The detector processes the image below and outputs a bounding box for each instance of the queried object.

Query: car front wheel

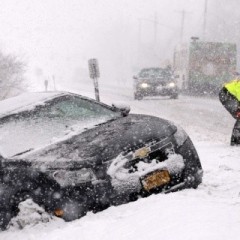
[170,93,178,99]
[134,92,143,100]
[0,208,12,231]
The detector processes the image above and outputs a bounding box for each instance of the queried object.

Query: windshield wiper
[12,148,34,157]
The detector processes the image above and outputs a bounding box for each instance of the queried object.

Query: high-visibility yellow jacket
[224,79,240,101]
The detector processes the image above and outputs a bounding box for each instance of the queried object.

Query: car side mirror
[133,75,138,80]
[112,102,130,117]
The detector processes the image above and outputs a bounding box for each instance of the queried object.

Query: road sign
[88,58,100,102]
[88,58,100,79]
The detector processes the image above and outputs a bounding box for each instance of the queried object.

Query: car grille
[123,138,174,173]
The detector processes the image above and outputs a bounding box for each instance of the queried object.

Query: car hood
[6,114,177,169]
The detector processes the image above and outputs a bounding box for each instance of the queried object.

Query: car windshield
[0,95,121,158]
[138,68,172,79]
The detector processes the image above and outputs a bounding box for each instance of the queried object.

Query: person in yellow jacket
[219,74,240,145]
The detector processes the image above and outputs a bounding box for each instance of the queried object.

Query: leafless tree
[0,51,26,100]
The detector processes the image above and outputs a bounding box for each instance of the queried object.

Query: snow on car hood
[8,114,177,169]
[0,116,115,159]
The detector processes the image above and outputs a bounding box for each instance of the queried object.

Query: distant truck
[173,40,237,94]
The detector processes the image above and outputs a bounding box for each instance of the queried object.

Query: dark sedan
[133,67,179,100]
[0,92,202,230]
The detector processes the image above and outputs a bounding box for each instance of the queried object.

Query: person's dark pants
[231,120,240,145]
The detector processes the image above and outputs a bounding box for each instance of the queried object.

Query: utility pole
[138,13,158,46]
[203,0,208,40]
[154,12,158,44]
[176,10,191,43]
[137,15,175,67]
[138,19,142,48]
[137,18,142,67]
[180,10,185,43]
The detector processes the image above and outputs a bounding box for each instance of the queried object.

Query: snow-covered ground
[2,83,240,240]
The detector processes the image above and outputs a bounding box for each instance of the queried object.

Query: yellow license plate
[142,170,170,191]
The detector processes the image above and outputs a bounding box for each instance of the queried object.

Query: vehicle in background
[0,92,202,230]
[133,67,179,100]
[173,38,237,95]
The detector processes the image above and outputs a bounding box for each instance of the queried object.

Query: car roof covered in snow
[0,91,70,118]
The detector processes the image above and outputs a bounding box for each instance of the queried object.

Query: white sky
[0,0,207,89]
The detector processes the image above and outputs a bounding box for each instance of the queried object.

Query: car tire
[3,189,44,231]
[0,189,28,231]
[170,93,178,99]
[134,92,143,100]
[0,208,12,231]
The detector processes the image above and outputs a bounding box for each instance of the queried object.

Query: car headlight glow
[168,82,176,88]
[52,168,96,187]
[140,83,149,88]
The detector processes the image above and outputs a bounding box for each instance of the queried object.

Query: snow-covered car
[0,92,203,230]
[133,67,179,100]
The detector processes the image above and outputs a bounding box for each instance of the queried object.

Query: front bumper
[108,135,203,196]
[136,85,178,97]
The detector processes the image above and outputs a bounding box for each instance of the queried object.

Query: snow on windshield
[0,92,64,118]
[0,96,120,158]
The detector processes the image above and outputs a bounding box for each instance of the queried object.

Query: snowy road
[2,85,240,240]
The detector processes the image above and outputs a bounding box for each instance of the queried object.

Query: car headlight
[52,168,96,187]
[173,125,188,146]
[168,82,176,88]
[140,83,149,88]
